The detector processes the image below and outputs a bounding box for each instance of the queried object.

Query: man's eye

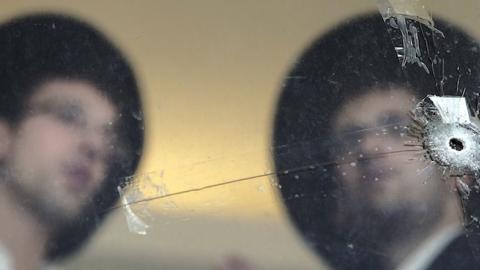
[54,107,82,125]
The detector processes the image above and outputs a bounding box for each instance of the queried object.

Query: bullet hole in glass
[449,138,464,151]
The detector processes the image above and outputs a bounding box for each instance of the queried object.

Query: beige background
[0,0,478,269]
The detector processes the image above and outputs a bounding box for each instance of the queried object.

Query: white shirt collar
[396,225,463,270]
[0,241,14,270]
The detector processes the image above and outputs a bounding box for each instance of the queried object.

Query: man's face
[333,89,449,215]
[1,79,117,225]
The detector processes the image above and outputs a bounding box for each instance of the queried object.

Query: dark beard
[334,199,445,270]
[1,168,84,232]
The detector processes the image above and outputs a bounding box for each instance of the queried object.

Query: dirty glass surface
[1,1,480,270]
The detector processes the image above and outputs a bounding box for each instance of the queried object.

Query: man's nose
[79,129,106,162]
[357,134,390,157]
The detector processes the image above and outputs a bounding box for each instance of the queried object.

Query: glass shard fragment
[117,186,150,235]
[376,0,444,73]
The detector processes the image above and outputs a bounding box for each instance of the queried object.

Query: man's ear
[0,119,11,160]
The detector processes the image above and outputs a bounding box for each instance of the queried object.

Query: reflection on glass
[0,14,144,270]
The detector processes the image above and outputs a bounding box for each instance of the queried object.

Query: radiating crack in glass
[111,122,439,234]
[408,95,480,197]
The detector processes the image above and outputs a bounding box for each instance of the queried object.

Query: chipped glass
[376,0,445,73]
[117,185,151,235]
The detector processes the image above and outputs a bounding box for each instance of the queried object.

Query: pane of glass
[0,1,479,270]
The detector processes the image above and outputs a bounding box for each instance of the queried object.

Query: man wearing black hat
[0,14,144,270]
[274,13,480,270]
